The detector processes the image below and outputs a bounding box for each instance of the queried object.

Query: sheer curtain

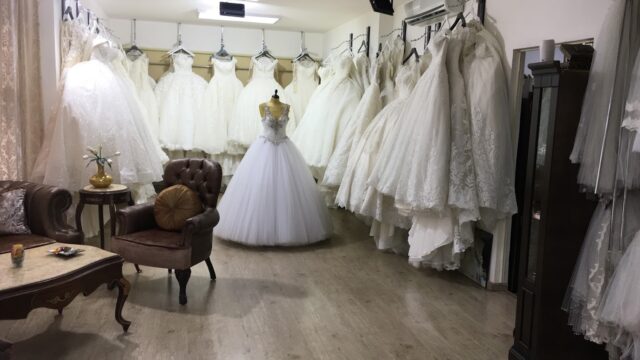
[0,0,43,181]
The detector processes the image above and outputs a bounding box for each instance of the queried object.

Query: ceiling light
[198,10,279,24]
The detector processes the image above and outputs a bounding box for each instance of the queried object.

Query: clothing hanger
[449,12,467,31]
[402,48,419,65]
[255,29,276,60]
[212,26,233,62]
[357,39,368,54]
[294,31,315,63]
[125,19,144,59]
[167,23,195,57]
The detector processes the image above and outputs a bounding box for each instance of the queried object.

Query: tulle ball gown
[214,105,332,246]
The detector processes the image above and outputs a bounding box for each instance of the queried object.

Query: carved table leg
[112,277,131,332]
[109,196,116,243]
[98,204,105,250]
[75,200,85,239]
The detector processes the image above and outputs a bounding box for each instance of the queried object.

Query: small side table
[76,184,134,249]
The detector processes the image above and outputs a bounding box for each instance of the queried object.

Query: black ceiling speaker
[220,2,245,17]
[370,0,394,15]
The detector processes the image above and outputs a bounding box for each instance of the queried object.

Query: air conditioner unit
[404,0,466,26]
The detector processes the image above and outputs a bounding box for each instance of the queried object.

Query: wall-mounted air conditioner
[404,0,466,26]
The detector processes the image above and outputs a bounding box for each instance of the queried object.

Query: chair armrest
[184,208,219,237]
[117,203,157,235]
[25,183,82,244]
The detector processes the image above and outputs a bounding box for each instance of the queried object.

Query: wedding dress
[599,228,640,359]
[125,54,159,138]
[228,57,289,152]
[462,21,517,226]
[563,192,640,346]
[407,29,479,270]
[352,52,371,92]
[194,58,244,178]
[32,37,164,193]
[338,60,421,214]
[155,53,207,151]
[284,60,318,120]
[622,46,640,152]
[214,106,332,246]
[322,56,383,188]
[570,0,640,194]
[367,31,451,214]
[292,55,362,179]
[341,61,422,252]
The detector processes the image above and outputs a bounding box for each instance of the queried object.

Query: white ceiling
[95,0,373,32]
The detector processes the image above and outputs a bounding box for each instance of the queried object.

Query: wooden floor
[1,209,515,360]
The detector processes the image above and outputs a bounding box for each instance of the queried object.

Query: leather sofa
[111,159,223,305]
[0,181,82,254]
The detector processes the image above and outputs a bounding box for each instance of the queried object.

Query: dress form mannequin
[259,90,287,120]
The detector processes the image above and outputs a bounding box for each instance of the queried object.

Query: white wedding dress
[125,54,159,138]
[352,52,371,93]
[32,37,164,193]
[155,53,207,151]
[195,58,244,178]
[284,60,318,121]
[214,105,332,246]
[228,57,289,152]
[571,0,640,194]
[367,31,451,214]
[462,21,517,226]
[322,57,383,188]
[292,55,362,179]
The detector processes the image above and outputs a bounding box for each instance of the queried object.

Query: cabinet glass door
[527,87,552,281]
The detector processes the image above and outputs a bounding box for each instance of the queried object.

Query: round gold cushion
[154,185,203,231]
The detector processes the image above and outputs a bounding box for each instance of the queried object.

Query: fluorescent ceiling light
[198,10,279,24]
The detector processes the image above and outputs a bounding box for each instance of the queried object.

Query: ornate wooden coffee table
[0,244,131,353]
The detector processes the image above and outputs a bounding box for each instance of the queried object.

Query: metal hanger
[294,31,315,63]
[168,23,195,57]
[255,29,276,60]
[449,12,467,31]
[125,19,144,59]
[212,26,233,61]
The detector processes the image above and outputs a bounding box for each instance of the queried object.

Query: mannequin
[259,90,287,120]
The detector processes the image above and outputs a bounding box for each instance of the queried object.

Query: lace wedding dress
[214,106,332,246]
[155,53,207,151]
[195,58,244,179]
[284,60,318,121]
[367,31,451,214]
[32,37,164,193]
[292,55,362,179]
[228,57,290,152]
[125,54,159,138]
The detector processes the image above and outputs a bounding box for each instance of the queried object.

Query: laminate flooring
[0,209,515,360]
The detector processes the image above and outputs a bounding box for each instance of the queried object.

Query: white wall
[107,19,324,59]
[323,12,381,59]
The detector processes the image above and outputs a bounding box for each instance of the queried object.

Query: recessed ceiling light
[198,10,279,24]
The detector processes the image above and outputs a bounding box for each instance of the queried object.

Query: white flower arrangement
[84,145,120,169]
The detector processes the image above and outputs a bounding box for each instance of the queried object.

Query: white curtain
[0,0,44,180]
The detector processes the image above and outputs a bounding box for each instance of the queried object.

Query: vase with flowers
[84,146,120,189]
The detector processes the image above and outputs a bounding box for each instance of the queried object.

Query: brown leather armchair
[0,181,82,254]
[111,159,222,305]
